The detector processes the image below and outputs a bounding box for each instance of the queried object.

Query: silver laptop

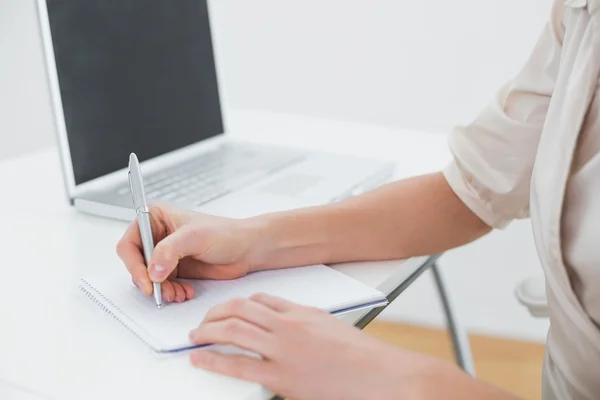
[36,0,395,221]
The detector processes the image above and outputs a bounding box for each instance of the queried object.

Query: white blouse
[443,0,600,398]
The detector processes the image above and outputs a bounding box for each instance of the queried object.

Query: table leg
[353,254,440,330]
[431,261,476,377]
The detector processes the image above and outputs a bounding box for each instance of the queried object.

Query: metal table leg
[431,260,476,377]
[353,254,441,329]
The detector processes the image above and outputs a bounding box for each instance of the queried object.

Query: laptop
[35,0,395,221]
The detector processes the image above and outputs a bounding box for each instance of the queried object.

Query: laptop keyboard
[116,144,305,207]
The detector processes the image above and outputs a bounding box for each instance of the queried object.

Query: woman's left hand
[188,293,435,400]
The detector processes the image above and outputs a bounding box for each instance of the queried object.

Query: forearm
[406,359,519,400]
[250,172,491,270]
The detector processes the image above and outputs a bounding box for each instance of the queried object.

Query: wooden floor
[364,322,546,400]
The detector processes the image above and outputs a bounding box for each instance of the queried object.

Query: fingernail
[150,265,166,281]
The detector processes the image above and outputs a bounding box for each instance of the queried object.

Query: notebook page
[80,264,385,352]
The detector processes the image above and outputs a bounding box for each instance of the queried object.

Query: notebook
[78,264,388,353]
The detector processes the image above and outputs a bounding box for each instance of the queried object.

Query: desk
[0,110,466,400]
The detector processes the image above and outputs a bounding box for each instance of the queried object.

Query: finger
[178,258,248,280]
[190,350,274,386]
[160,280,176,303]
[180,281,195,300]
[188,318,275,358]
[202,298,279,331]
[148,226,203,283]
[116,221,152,296]
[171,281,187,303]
[250,293,297,313]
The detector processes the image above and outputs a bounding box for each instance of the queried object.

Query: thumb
[148,226,203,282]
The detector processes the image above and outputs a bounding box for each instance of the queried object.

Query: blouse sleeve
[443,0,564,229]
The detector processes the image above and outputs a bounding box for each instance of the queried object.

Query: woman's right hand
[116,203,266,304]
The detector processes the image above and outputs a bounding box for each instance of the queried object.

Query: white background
[0,0,553,341]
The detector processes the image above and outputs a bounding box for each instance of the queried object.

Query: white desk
[0,110,452,400]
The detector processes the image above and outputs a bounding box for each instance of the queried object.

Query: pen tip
[157,304,162,309]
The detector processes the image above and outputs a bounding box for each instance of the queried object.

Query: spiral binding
[78,278,158,352]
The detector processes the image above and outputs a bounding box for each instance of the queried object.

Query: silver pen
[128,153,163,308]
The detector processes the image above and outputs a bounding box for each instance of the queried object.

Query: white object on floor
[515,276,549,318]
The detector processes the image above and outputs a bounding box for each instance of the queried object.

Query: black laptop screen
[45,0,224,185]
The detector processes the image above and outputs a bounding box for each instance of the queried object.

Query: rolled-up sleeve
[443,0,564,229]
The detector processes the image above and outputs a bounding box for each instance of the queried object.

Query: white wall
[2,0,552,160]
[0,0,57,160]
[1,0,553,341]
[208,0,552,130]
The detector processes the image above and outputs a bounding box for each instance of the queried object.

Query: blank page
[79,264,385,352]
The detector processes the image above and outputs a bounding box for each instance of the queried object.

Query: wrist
[407,359,463,399]
[377,347,444,399]
[398,354,515,400]
[241,204,344,272]
[239,214,277,272]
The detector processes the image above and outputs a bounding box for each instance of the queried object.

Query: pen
[128,153,163,308]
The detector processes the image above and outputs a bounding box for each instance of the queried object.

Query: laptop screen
[45,0,224,185]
